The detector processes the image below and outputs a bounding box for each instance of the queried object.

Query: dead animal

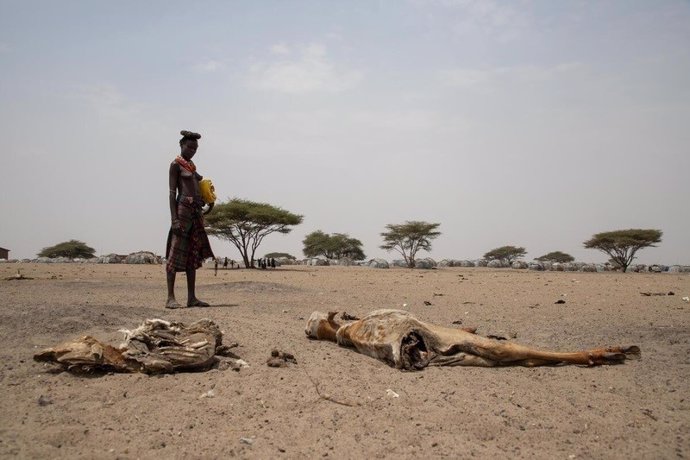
[34,318,242,374]
[305,309,640,370]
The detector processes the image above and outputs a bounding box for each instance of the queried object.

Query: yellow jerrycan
[199,179,216,205]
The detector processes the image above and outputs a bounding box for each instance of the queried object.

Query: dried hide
[306,309,640,370]
[34,318,239,374]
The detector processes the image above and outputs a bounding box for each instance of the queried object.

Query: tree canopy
[535,251,574,263]
[38,240,96,259]
[380,221,441,268]
[584,229,662,273]
[264,252,296,260]
[483,245,527,264]
[205,199,303,268]
[302,231,366,260]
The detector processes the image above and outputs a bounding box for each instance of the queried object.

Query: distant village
[1,247,688,274]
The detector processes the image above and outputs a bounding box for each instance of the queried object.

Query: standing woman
[165,130,215,309]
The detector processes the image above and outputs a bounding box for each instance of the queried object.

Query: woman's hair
[179,130,201,146]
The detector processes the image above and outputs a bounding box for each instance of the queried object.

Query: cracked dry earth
[0,263,689,459]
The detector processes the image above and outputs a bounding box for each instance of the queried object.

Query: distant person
[214,258,218,276]
[223,257,228,269]
[270,258,276,269]
[165,130,214,309]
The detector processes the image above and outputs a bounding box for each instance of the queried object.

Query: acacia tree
[38,240,96,259]
[264,252,296,260]
[303,231,366,260]
[380,221,441,268]
[302,231,330,258]
[584,229,662,273]
[536,251,574,263]
[484,245,527,265]
[205,199,303,268]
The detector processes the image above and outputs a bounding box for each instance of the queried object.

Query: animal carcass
[305,309,640,370]
[34,318,241,374]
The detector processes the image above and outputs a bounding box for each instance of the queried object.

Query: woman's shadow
[198,303,240,308]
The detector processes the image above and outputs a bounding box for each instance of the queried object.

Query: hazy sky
[1,0,689,264]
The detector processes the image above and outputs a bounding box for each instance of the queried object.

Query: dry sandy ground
[0,263,688,459]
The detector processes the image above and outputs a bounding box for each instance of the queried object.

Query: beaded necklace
[176,156,196,173]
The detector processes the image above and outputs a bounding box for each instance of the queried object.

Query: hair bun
[180,130,201,140]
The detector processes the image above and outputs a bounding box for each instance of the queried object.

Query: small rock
[555,299,566,304]
[240,437,254,445]
[37,395,53,406]
[423,301,432,306]
[386,389,399,398]
[267,350,297,367]
[199,389,215,399]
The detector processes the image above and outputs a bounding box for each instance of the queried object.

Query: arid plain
[0,263,688,459]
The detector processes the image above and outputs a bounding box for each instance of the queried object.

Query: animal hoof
[621,345,641,359]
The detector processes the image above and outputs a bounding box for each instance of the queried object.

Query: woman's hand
[171,218,184,236]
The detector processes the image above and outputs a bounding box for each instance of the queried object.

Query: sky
[1,0,689,264]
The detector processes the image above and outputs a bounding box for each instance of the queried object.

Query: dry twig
[302,367,357,407]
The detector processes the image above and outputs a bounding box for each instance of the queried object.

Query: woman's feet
[165,298,184,309]
[187,298,210,307]
[166,298,210,308]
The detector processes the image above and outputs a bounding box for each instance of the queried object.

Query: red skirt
[166,201,214,273]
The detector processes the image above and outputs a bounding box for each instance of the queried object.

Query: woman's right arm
[169,163,181,232]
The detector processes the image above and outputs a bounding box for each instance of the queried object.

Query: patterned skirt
[166,201,214,273]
